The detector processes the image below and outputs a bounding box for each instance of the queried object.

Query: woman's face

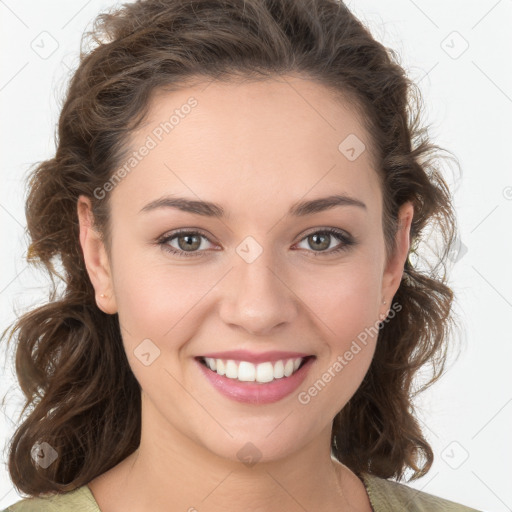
[79,75,412,463]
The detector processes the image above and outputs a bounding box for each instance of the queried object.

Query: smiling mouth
[196,355,314,384]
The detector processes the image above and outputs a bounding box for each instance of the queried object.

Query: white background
[1,1,511,511]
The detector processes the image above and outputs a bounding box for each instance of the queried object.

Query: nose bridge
[219,236,298,335]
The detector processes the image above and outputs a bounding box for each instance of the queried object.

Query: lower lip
[196,357,315,404]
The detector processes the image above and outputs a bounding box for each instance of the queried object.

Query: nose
[218,248,299,336]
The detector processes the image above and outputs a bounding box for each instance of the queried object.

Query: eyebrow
[139,194,367,217]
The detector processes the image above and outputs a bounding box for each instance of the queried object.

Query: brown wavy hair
[1,0,461,496]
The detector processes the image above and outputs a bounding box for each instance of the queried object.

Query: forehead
[110,75,381,219]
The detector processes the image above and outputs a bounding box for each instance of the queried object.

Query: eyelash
[156,228,356,258]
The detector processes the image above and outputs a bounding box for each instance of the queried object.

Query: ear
[77,195,118,314]
[380,201,414,317]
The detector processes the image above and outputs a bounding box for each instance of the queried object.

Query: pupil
[311,233,328,250]
[180,234,200,251]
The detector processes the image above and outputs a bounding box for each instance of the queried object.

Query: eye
[158,230,216,258]
[294,228,355,256]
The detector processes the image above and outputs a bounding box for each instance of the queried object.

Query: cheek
[294,259,382,410]
[113,262,202,332]
[110,260,209,394]
[301,258,383,338]
[110,248,223,359]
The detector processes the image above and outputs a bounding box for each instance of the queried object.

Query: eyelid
[297,226,352,242]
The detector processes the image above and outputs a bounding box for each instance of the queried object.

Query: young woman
[1,0,481,510]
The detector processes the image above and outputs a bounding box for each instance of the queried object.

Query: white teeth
[216,359,225,376]
[238,361,256,381]
[256,362,274,383]
[225,360,238,378]
[273,360,284,379]
[202,357,306,383]
[284,359,294,377]
[204,357,217,371]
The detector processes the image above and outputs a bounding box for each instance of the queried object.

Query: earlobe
[380,201,414,312]
[77,195,118,314]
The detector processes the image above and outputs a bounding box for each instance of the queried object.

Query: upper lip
[198,350,313,364]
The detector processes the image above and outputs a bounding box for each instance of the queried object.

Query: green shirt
[2,473,482,511]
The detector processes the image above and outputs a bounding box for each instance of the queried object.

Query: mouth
[194,355,316,404]
[196,355,313,383]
